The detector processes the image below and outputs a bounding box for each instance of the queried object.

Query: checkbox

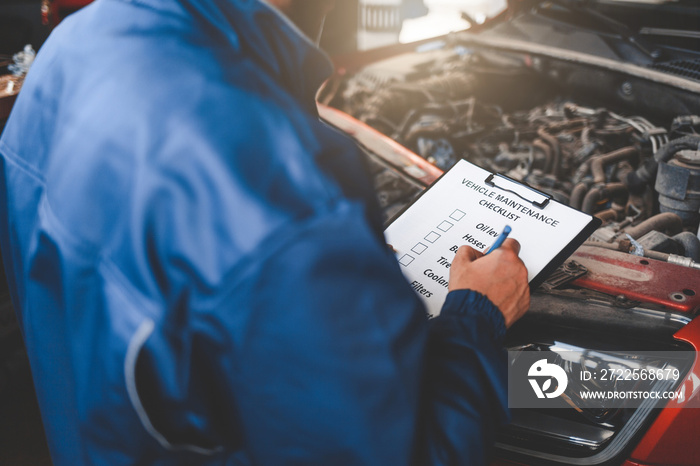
[437,221,453,232]
[424,231,441,243]
[450,209,466,221]
[399,254,415,267]
[411,242,428,254]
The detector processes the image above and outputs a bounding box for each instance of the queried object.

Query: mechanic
[0,0,529,464]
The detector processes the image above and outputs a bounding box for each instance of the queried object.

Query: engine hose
[594,209,619,222]
[614,160,634,183]
[623,212,683,239]
[570,180,592,210]
[583,240,624,251]
[673,232,700,262]
[581,182,628,214]
[537,127,561,178]
[655,135,700,163]
[533,139,552,173]
[595,202,626,222]
[542,117,589,132]
[581,126,592,146]
[626,135,700,194]
[572,159,592,184]
[590,146,637,184]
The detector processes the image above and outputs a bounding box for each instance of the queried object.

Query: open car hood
[475,0,700,82]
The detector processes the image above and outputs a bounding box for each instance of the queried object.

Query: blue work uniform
[0,0,509,464]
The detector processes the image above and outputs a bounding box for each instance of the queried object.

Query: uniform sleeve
[416,290,510,465]
[134,201,509,465]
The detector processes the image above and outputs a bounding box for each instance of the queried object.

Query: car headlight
[496,292,695,465]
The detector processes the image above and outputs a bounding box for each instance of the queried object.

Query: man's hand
[448,239,530,328]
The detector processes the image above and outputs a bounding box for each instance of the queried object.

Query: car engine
[327,43,700,269]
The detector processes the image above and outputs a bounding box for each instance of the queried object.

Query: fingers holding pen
[453,245,482,265]
[448,237,530,328]
[500,238,521,256]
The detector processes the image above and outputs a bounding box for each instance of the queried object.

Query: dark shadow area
[0,1,51,54]
[0,5,52,460]
[0,265,52,465]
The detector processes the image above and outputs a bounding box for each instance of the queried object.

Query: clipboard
[485,173,550,209]
[384,160,601,316]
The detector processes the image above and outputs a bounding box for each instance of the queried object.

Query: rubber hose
[537,127,561,178]
[570,181,591,210]
[673,232,700,262]
[590,146,637,184]
[533,139,552,173]
[654,135,700,163]
[595,209,619,222]
[615,161,634,184]
[581,182,628,214]
[624,212,683,239]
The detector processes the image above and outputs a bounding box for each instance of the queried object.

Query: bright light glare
[400,13,470,43]
[399,0,506,43]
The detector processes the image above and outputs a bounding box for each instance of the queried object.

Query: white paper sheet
[385,160,595,316]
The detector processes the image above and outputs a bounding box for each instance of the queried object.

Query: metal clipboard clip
[485,173,551,209]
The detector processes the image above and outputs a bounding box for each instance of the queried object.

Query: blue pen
[485,225,512,255]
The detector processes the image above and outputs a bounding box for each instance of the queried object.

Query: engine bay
[321,36,700,465]
[325,39,700,278]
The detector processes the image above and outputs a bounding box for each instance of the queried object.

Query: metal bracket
[540,260,589,291]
